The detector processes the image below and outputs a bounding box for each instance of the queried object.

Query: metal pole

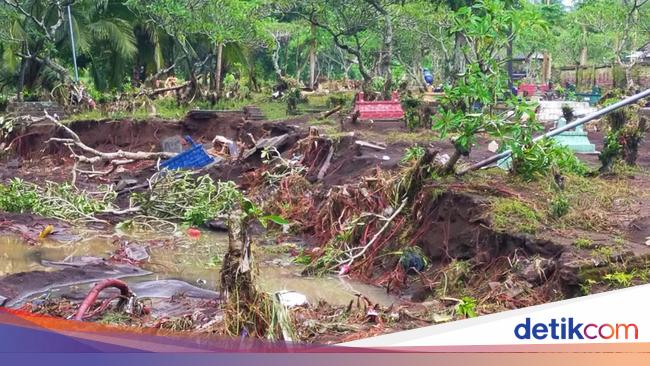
[67,5,79,83]
[458,88,650,175]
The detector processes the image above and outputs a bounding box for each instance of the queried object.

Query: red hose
[74,279,133,321]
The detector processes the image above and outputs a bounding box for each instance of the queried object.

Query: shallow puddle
[0,229,398,307]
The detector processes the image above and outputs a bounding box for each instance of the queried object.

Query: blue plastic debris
[160,136,214,170]
[423,68,434,85]
[399,247,427,274]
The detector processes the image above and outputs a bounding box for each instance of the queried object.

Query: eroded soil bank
[2,110,650,343]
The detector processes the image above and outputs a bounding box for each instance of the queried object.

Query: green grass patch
[573,238,594,249]
[472,170,639,233]
[64,91,339,123]
[490,198,541,234]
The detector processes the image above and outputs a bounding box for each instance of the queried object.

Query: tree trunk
[309,23,317,90]
[507,34,514,91]
[381,8,394,99]
[542,0,552,85]
[215,42,223,98]
[441,148,462,175]
[624,64,635,90]
[17,57,27,101]
[579,26,588,66]
[220,209,254,301]
[452,32,467,81]
[541,52,551,85]
[271,35,290,88]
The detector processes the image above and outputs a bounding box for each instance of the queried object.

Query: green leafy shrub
[0,178,112,220]
[132,173,242,226]
[510,138,589,181]
[401,93,422,130]
[284,88,305,114]
[401,145,426,163]
[550,195,569,218]
[599,106,646,172]
[573,238,593,249]
[455,296,478,318]
[327,94,348,108]
[602,271,635,288]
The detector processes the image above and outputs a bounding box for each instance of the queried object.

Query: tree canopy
[0,0,648,99]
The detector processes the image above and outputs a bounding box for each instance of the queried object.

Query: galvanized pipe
[67,5,79,82]
[458,88,650,175]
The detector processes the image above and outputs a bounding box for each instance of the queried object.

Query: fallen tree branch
[143,81,191,98]
[43,111,174,167]
[341,198,408,266]
[319,105,343,120]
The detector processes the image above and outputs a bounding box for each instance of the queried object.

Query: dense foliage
[0,0,647,101]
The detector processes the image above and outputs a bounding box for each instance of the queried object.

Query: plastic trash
[160,136,214,170]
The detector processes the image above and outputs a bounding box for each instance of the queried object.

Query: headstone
[552,117,597,154]
[161,135,183,154]
[537,101,596,123]
[243,105,265,121]
[352,91,405,121]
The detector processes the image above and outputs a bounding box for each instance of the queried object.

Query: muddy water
[0,230,397,307]
[0,236,115,276]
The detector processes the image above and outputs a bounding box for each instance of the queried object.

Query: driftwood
[220,209,254,300]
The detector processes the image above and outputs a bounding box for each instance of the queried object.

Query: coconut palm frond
[88,18,137,60]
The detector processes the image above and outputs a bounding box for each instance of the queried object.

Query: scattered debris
[124,244,149,262]
[74,278,136,321]
[161,136,184,154]
[275,291,308,308]
[242,134,290,160]
[355,140,386,151]
[44,112,174,177]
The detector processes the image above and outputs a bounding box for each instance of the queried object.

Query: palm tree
[0,0,142,97]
